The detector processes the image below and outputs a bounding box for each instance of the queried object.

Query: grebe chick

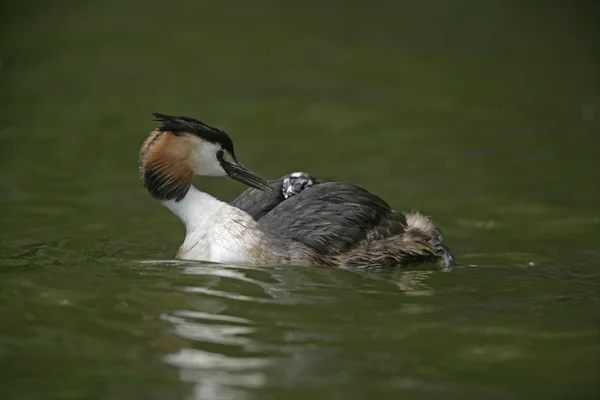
[282,172,314,199]
[229,172,320,221]
[139,113,455,268]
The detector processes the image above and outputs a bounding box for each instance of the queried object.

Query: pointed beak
[220,161,273,192]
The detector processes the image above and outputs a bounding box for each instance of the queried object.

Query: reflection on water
[166,348,270,400]
[1,251,598,399]
[161,264,289,400]
[160,263,445,399]
[161,312,254,346]
[149,261,600,399]
[395,271,435,297]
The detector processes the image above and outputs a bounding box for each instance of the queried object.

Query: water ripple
[165,348,270,400]
[182,286,282,304]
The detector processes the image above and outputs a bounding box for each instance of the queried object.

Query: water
[1,1,599,399]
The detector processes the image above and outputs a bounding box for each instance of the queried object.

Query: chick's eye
[216,150,224,160]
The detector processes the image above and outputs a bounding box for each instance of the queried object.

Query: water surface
[1,1,599,399]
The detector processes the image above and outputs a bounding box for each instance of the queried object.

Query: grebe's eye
[216,150,224,160]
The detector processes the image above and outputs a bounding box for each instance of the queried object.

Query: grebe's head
[139,113,271,201]
[282,172,314,199]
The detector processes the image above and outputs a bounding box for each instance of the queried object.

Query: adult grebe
[139,113,455,267]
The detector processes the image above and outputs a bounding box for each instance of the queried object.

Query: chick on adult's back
[138,112,454,268]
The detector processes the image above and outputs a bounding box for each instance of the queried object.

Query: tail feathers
[405,211,438,237]
[332,211,455,268]
[404,211,455,267]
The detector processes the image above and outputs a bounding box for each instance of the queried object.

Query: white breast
[177,207,262,263]
[163,186,264,264]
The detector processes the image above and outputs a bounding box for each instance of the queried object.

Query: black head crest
[152,112,236,157]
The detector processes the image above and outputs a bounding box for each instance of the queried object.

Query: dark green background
[1,1,599,399]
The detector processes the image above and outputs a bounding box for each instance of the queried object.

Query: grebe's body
[139,113,454,268]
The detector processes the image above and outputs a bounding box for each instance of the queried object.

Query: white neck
[163,186,223,231]
[162,185,264,264]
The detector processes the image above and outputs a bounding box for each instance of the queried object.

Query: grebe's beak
[221,161,273,192]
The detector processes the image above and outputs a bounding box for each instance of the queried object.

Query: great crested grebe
[139,113,455,267]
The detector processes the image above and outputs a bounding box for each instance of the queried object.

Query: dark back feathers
[230,175,329,221]
[230,179,286,220]
[258,182,406,257]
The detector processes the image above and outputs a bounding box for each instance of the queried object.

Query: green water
[1,1,599,399]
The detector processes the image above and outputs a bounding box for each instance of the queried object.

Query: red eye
[216,150,224,160]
